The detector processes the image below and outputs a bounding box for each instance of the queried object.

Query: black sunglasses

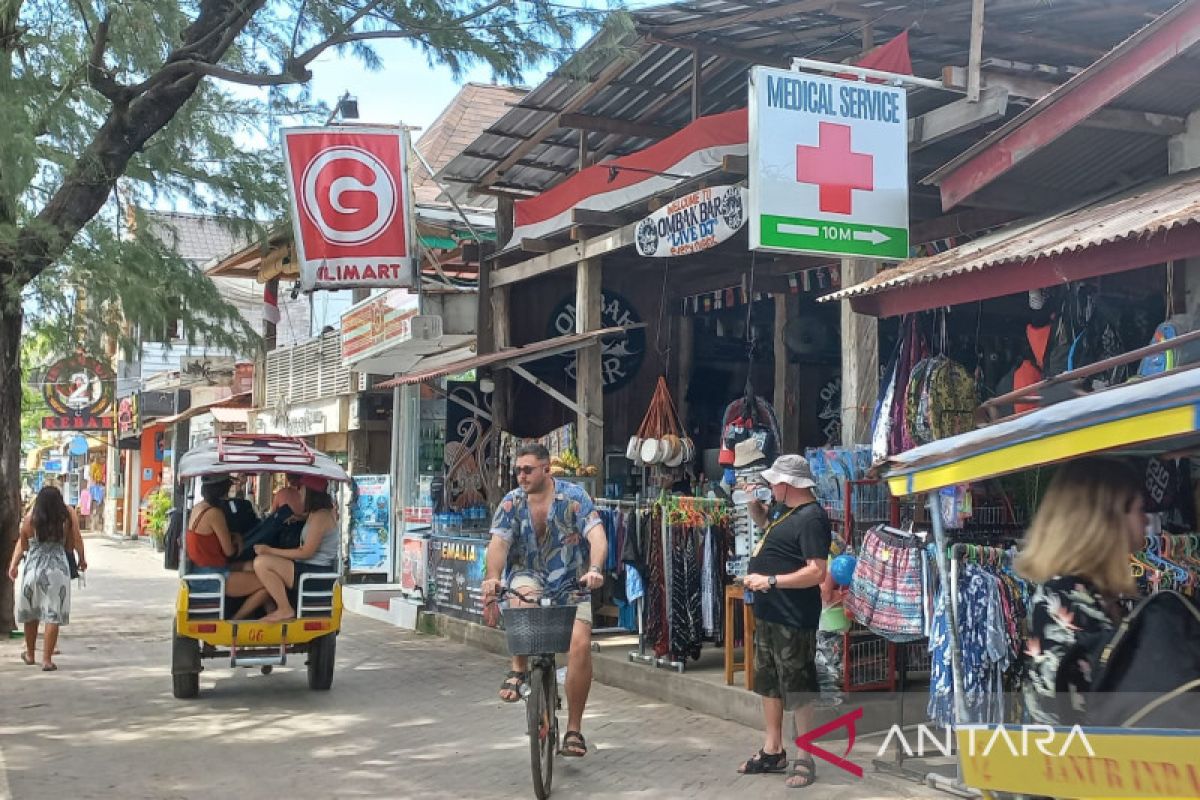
[514,465,547,476]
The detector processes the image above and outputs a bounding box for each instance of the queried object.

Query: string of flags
[680,265,842,315]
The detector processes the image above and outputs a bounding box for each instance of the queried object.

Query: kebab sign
[749,67,909,260]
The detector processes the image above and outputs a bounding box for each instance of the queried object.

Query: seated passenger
[186,474,270,620]
[253,476,339,623]
[271,474,306,522]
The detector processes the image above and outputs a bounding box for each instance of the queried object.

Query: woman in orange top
[186,474,270,620]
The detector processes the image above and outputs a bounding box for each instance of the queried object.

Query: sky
[305,39,555,133]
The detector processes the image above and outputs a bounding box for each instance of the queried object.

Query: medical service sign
[281,126,416,291]
[749,67,909,260]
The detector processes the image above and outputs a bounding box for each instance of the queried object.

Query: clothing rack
[594,496,656,665]
[651,494,731,673]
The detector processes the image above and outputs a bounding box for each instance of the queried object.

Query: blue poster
[349,475,392,574]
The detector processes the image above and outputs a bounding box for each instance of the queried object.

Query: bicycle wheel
[527,663,556,799]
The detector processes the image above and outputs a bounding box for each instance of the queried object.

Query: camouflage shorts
[753,619,819,710]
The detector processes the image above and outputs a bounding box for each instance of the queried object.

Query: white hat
[760,455,816,490]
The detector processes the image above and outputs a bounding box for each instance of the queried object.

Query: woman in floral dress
[1015,458,1145,724]
[8,486,85,671]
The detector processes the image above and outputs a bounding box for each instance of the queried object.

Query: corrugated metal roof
[820,168,1200,303]
[441,0,1182,198]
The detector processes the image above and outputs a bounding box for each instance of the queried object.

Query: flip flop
[21,652,35,666]
[42,663,58,672]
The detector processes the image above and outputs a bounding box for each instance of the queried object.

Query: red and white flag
[263,279,281,325]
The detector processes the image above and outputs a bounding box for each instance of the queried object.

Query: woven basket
[503,605,577,656]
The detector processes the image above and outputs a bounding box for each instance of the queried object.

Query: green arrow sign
[759,215,909,259]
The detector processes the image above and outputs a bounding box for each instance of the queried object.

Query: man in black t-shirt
[735,455,832,789]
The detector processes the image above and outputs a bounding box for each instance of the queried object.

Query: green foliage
[3,0,628,351]
[19,327,54,449]
[144,486,173,543]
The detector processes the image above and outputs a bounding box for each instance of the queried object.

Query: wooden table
[723,584,756,691]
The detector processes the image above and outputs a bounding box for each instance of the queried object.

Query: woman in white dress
[7,486,86,671]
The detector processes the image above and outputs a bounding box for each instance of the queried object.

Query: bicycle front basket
[503,605,577,656]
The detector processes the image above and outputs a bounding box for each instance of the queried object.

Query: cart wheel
[307,633,336,691]
[260,665,273,675]
[172,627,201,699]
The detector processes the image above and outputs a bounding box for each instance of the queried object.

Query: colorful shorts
[845,526,925,641]
[753,619,819,710]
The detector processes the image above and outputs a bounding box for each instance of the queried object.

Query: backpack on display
[1139,314,1200,377]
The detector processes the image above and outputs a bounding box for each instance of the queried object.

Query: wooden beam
[840,258,878,446]
[967,0,986,103]
[936,0,1200,209]
[691,49,702,121]
[572,208,636,228]
[576,257,604,473]
[942,66,1185,134]
[722,155,748,175]
[651,0,836,38]
[491,285,513,431]
[478,46,645,188]
[492,223,638,288]
[441,178,540,199]
[559,112,678,140]
[519,237,570,253]
[909,208,1022,244]
[909,87,1009,150]
[644,35,789,68]
[510,364,603,427]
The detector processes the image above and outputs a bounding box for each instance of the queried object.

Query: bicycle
[492,585,579,800]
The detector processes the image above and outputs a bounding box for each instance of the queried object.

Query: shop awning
[819,169,1200,318]
[375,325,646,388]
[209,406,250,425]
[882,368,1200,497]
[157,392,252,426]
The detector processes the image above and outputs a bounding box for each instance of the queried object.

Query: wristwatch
[588,565,603,575]
[767,575,778,589]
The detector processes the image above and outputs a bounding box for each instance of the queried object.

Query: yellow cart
[881,368,1200,799]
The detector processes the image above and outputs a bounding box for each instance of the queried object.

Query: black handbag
[65,546,80,580]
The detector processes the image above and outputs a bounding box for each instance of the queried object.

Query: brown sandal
[21,652,35,666]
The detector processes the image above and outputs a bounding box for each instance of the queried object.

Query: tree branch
[85,14,133,104]
[292,28,418,66]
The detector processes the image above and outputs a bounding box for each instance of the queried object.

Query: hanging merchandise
[626,376,693,468]
[871,337,902,464]
[1139,313,1200,377]
[719,391,782,469]
[844,525,927,643]
[890,317,927,456]
[904,355,977,446]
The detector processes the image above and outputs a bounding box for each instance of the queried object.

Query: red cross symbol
[795,122,874,215]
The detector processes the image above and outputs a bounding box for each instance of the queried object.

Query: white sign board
[749,67,909,260]
[635,185,746,258]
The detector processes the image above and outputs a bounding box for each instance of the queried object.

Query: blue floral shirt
[490,480,603,601]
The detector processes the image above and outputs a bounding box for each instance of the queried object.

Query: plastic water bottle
[557,666,568,685]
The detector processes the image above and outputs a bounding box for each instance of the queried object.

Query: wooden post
[492,285,513,432]
[691,50,703,121]
[840,259,879,446]
[967,0,986,103]
[578,129,590,171]
[773,293,802,452]
[675,312,693,434]
[576,257,604,475]
[862,24,875,53]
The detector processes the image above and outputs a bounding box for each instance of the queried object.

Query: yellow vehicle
[882,367,1200,799]
[172,434,350,699]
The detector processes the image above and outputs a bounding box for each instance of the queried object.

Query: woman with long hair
[1016,458,1146,724]
[252,476,339,622]
[8,486,86,671]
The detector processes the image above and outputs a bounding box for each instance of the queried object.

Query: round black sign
[543,290,645,393]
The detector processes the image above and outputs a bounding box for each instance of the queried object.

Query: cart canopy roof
[882,369,1200,496]
[178,435,351,483]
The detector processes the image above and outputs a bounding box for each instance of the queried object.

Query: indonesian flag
[263,279,281,325]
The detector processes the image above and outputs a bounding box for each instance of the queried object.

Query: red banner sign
[281,127,416,291]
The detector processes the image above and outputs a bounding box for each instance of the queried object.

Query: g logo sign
[301,146,397,246]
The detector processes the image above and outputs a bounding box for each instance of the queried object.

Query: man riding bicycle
[482,444,607,759]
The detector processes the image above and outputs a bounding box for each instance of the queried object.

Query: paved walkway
[2,537,951,799]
